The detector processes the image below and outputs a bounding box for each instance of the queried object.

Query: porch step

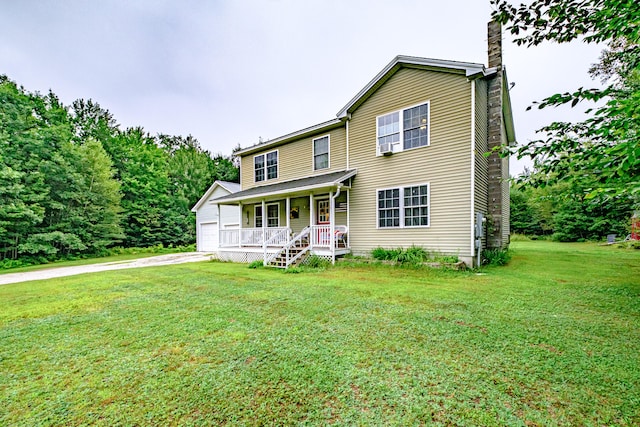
[268,246,309,268]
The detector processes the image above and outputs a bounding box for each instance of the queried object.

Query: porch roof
[213,169,357,204]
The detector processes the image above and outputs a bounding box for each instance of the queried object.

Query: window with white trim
[313,135,329,170]
[377,188,400,228]
[377,102,429,154]
[254,203,280,227]
[377,184,429,228]
[267,204,279,227]
[254,156,265,182]
[266,151,278,179]
[403,185,429,226]
[254,150,278,182]
[255,205,263,228]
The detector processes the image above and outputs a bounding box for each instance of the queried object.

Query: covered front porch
[212,170,356,268]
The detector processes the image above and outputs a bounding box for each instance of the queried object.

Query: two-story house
[199,21,515,268]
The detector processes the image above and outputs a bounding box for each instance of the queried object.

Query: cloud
[2,0,606,175]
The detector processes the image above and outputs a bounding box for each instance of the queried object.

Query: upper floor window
[377,102,429,155]
[313,135,330,170]
[254,155,265,182]
[254,150,278,182]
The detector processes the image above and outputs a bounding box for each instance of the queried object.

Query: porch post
[238,202,243,248]
[330,190,335,265]
[216,203,221,251]
[309,193,314,250]
[286,197,290,231]
[262,199,267,266]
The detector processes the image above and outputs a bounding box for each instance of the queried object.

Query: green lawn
[1,241,638,426]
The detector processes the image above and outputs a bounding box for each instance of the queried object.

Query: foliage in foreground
[371,246,459,265]
[491,0,640,197]
[481,247,512,266]
[0,241,638,426]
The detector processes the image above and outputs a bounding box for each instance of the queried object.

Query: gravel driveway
[0,252,215,286]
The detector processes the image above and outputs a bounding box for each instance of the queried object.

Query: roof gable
[235,55,496,157]
[336,55,490,118]
[191,180,241,212]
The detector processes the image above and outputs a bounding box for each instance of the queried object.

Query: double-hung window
[255,203,280,228]
[313,136,329,170]
[377,184,429,228]
[378,188,400,228]
[377,102,429,154]
[403,185,429,226]
[255,205,263,228]
[254,150,278,182]
[266,151,278,179]
[266,204,279,227]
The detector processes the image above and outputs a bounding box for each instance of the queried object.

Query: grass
[1,241,638,426]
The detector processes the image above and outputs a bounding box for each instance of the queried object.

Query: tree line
[0,76,238,264]
[510,176,634,241]
[492,0,639,241]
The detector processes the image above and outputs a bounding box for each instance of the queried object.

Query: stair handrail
[264,227,291,246]
[286,245,311,267]
[265,226,311,266]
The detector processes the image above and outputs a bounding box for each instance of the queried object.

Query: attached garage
[191,181,241,253]
[199,222,219,251]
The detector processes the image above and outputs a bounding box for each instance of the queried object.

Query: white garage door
[200,222,218,252]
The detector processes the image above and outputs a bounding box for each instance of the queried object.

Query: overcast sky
[2,0,604,175]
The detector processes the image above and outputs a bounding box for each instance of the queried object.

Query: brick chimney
[486,20,507,249]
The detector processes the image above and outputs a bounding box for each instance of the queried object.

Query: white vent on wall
[379,142,393,155]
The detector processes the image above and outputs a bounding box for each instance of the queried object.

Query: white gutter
[236,118,344,156]
[346,118,350,170]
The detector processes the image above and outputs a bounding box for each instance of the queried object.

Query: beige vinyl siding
[239,127,347,190]
[348,68,474,257]
[474,78,489,249]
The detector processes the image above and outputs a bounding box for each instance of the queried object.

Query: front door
[317,199,330,224]
[316,199,330,246]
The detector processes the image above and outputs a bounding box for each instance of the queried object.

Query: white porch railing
[310,225,348,248]
[219,226,347,249]
[219,227,290,248]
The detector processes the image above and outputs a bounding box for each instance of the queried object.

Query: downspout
[331,184,342,265]
[470,78,477,266]
[346,117,350,170]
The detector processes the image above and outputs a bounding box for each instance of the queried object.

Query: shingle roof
[217,181,241,193]
[214,170,357,204]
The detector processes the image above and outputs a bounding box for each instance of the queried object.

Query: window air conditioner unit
[379,142,393,155]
